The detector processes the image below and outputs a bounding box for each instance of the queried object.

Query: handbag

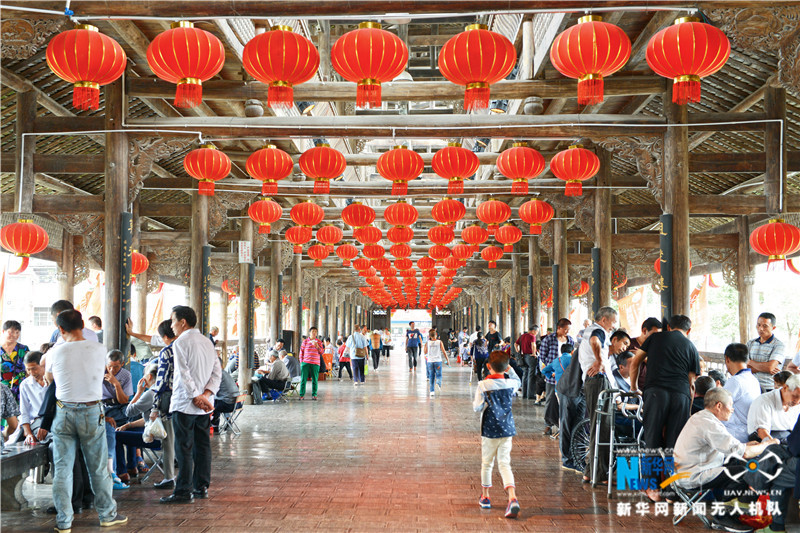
[556,348,583,398]
[355,347,367,358]
[143,416,167,443]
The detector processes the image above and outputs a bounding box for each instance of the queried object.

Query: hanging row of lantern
[45,17,730,113]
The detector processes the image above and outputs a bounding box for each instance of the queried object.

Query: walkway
[7,349,705,532]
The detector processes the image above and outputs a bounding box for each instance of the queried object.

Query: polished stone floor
[3,349,796,532]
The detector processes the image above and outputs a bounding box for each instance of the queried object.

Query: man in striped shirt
[299,327,324,401]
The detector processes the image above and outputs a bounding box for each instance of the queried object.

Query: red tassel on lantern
[314,180,330,194]
[565,180,582,197]
[268,83,294,108]
[503,244,513,253]
[293,245,302,254]
[673,75,701,106]
[175,80,203,108]
[259,223,271,234]
[448,180,464,195]
[262,181,277,195]
[511,180,528,196]
[464,82,490,111]
[73,83,100,111]
[577,76,604,106]
[198,181,215,196]
[392,181,407,196]
[531,225,542,235]
[357,81,381,109]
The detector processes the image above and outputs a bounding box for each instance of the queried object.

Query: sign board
[238,241,252,264]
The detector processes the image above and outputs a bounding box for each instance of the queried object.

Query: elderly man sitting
[253,351,290,402]
[746,373,800,443]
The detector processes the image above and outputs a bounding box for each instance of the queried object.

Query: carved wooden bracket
[596,135,664,208]
[1,16,66,60]
[705,6,800,97]
[128,137,193,202]
[52,214,104,280]
[573,193,596,242]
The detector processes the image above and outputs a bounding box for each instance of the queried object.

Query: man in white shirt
[161,305,221,504]
[45,309,127,531]
[18,351,49,444]
[721,343,761,442]
[746,373,800,442]
[49,300,99,346]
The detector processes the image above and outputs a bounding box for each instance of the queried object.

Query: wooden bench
[1,443,49,511]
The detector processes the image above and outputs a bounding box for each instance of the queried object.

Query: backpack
[556,347,583,398]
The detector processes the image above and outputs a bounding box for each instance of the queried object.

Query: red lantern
[146,21,225,108]
[248,198,282,234]
[377,146,424,196]
[285,225,312,254]
[131,251,149,282]
[496,224,523,253]
[550,16,631,105]
[307,244,330,266]
[452,242,473,261]
[541,288,553,309]
[432,143,479,195]
[550,145,600,197]
[290,200,324,227]
[518,199,555,235]
[476,199,511,236]
[342,202,376,229]
[443,257,463,270]
[481,245,503,269]
[654,258,692,275]
[373,258,391,271]
[387,226,414,244]
[461,224,489,253]
[438,24,517,111]
[363,244,385,260]
[395,258,413,270]
[417,257,435,271]
[184,145,231,196]
[571,280,590,297]
[359,266,378,278]
[612,270,628,290]
[336,243,359,267]
[331,22,408,108]
[353,257,372,271]
[432,198,466,225]
[255,287,269,301]
[46,24,127,110]
[317,225,343,253]
[246,144,293,196]
[299,144,346,195]
[384,200,418,228]
[646,17,730,105]
[429,245,451,262]
[428,225,454,246]
[222,279,239,296]
[390,243,412,258]
[749,219,800,270]
[242,25,320,108]
[0,219,49,275]
[496,142,546,196]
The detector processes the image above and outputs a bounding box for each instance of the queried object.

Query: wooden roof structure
[2,1,800,354]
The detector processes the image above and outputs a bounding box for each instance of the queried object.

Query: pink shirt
[299,337,324,365]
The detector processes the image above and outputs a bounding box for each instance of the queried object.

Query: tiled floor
[3,351,795,532]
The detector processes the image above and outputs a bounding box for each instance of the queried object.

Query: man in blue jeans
[405,321,422,373]
[45,309,127,531]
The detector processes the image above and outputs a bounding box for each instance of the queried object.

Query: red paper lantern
[336,243,359,267]
[285,225,312,254]
[654,257,692,275]
[248,197,282,234]
[184,145,231,196]
[571,280,590,297]
[646,17,731,105]
[242,25,320,108]
[461,224,489,253]
[452,242,473,261]
[443,257,463,270]
[476,199,511,236]
[429,245,451,262]
[317,225,343,252]
[432,143,479,195]
[331,22,408,108]
[432,198,466,225]
[518,199,555,235]
[255,287,269,301]
[342,202,376,229]
[0,219,49,275]
[131,251,149,282]
[290,200,324,227]
[353,257,372,271]
[307,244,330,266]
[550,145,600,197]
[390,243,412,258]
[749,219,800,270]
[481,245,503,269]
[359,266,377,278]
[46,24,127,110]
[146,21,225,108]
[496,224,523,253]
[387,226,414,244]
[222,279,239,296]
[363,244,385,260]
[373,258,391,271]
[612,270,628,290]
[438,24,517,111]
[384,200,418,228]
[355,225,382,245]
[550,16,631,105]
[299,144,346,194]
[377,146,424,196]
[428,225,455,246]
[417,256,435,270]
[395,258,413,270]
[496,142,546,196]
[246,144,293,196]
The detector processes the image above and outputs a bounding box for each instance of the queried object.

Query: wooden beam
[139,203,192,218]
[33,116,105,133]
[765,87,786,214]
[128,76,666,102]
[688,152,800,173]
[14,90,35,213]
[612,233,738,249]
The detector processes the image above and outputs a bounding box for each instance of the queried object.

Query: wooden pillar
[269,240,282,345]
[488,284,494,327]
[59,230,75,302]
[312,277,320,327]
[238,219,254,394]
[292,253,302,350]
[103,79,129,351]
[318,21,331,82]
[219,289,228,364]
[189,191,209,315]
[595,149,613,308]
[664,84,691,316]
[554,215,569,320]
[737,216,754,343]
[765,87,787,214]
[14,90,35,214]
[528,236,540,329]
[511,245,520,343]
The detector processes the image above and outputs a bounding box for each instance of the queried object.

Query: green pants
[299,362,320,398]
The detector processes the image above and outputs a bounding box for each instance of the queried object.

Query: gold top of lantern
[674,16,700,25]
[578,15,602,24]
[466,24,488,31]
[271,25,293,32]
[171,21,194,29]
[359,22,382,30]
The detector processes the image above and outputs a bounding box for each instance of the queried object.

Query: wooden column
[488,284,495,327]
[765,87,787,214]
[189,191,209,313]
[737,216,754,342]
[103,79,129,350]
[664,84,691,315]
[511,245,520,343]
[312,276,320,327]
[131,203,147,334]
[269,240,282,344]
[554,215,569,320]
[14,90,35,214]
[595,149,613,308]
[528,236,540,329]
[238,218,254,394]
[219,289,228,364]
[292,253,302,350]
[59,230,75,302]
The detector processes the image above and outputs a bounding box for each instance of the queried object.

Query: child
[473,350,521,518]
